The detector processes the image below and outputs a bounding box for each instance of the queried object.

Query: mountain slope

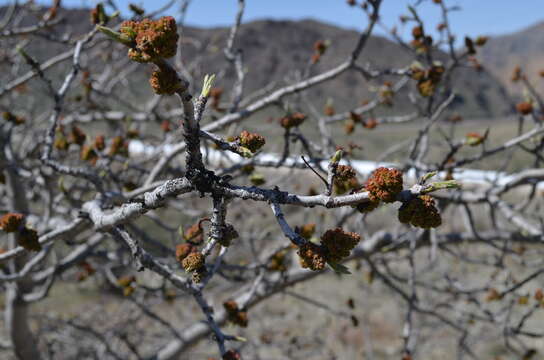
[0,6,513,117]
[480,21,544,96]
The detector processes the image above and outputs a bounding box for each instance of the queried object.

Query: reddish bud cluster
[0,213,24,233]
[209,87,223,110]
[511,66,523,82]
[279,112,306,129]
[365,167,403,203]
[410,26,434,54]
[121,16,179,63]
[516,102,533,115]
[1,214,41,251]
[183,219,209,244]
[2,111,25,125]
[311,40,328,64]
[398,195,442,229]
[411,63,445,97]
[238,130,266,152]
[223,300,248,327]
[175,243,196,263]
[149,65,184,95]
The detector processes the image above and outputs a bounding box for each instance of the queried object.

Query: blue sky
[9,0,544,41]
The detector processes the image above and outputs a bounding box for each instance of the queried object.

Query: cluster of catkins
[238,130,266,153]
[119,17,183,95]
[176,220,239,282]
[120,17,178,62]
[297,228,361,271]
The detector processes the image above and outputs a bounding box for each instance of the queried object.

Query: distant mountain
[480,21,544,96]
[181,18,512,117]
[0,6,515,118]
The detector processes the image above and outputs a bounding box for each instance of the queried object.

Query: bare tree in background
[0,0,543,359]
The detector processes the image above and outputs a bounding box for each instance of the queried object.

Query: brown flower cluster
[120,17,179,63]
[297,228,362,271]
[334,165,359,195]
[0,213,24,233]
[149,65,184,95]
[175,241,206,282]
[311,40,328,64]
[410,25,433,54]
[223,300,248,327]
[238,130,266,153]
[297,242,327,271]
[182,252,205,272]
[183,219,210,244]
[209,87,223,111]
[511,66,523,82]
[279,112,306,129]
[365,167,403,203]
[398,195,442,229]
[516,102,533,115]
[320,228,361,263]
[411,62,445,97]
[218,223,239,247]
[1,213,41,251]
[175,243,196,263]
